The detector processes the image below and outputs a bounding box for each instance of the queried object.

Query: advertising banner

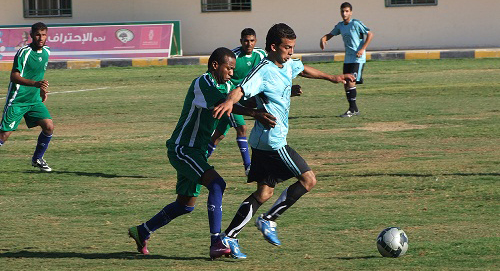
[0,23,174,60]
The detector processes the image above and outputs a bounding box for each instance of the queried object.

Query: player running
[213,23,354,259]
[128,47,276,260]
[320,1,374,117]
[0,22,54,172]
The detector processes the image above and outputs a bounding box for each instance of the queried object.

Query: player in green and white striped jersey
[0,22,54,172]
[207,28,267,176]
[128,47,276,259]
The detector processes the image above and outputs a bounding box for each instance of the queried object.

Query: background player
[206,28,267,176]
[0,22,53,172]
[128,47,276,260]
[213,23,354,259]
[320,1,373,117]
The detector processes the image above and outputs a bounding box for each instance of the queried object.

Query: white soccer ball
[376,227,409,257]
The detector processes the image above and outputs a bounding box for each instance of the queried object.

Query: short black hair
[31,22,48,33]
[341,2,352,10]
[265,23,296,52]
[241,28,256,39]
[208,47,236,70]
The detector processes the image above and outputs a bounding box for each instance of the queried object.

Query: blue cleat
[255,214,281,246]
[221,235,247,259]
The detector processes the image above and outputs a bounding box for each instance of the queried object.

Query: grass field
[0,58,499,270]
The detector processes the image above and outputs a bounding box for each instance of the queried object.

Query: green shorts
[216,113,246,136]
[167,144,214,197]
[0,102,52,131]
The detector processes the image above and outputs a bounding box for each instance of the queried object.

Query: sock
[138,201,194,240]
[263,181,308,221]
[207,177,226,244]
[236,137,251,169]
[32,131,52,161]
[225,194,262,238]
[345,87,358,112]
[0,139,4,147]
[207,142,217,158]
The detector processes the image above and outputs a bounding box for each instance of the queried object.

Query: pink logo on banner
[0,23,174,60]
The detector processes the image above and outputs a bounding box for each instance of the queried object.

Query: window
[385,0,437,7]
[201,0,251,12]
[24,0,72,17]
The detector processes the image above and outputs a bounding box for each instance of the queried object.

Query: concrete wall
[1,0,499,55]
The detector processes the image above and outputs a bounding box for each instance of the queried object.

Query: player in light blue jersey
[212,23,354,259]
[320,2,374,117]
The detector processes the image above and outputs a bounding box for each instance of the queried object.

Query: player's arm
[320,33,334,50]
[213,86,245,119]
[299,65,355,84]
[10,69,49,90]
[357,31,374,58]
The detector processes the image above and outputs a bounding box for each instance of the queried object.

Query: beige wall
[1,0,499,55]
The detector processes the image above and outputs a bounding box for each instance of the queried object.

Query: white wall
[1,0,499,55]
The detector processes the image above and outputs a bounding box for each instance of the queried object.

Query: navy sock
[236,137,251,169]
[207,142,216,158]
[345,87,358,112]
[207,177,226,244]
[32,131,52,160]
[138,201,194,240]
[0,139,4,147]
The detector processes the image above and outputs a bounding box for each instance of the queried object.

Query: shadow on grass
[319,172,500,178]
[330,255,378,260]
[0,250,207,260]
[25,170,149,178]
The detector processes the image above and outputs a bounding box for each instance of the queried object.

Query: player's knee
[207,177,226,193]
[236,125,247,136]
[255,189,273,203]
[301,171,317,191]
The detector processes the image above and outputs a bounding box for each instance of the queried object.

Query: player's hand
[291,85,302,97]
[253,109,276,129]
[40,89,49,102]
[357,49,365,58]
[34,80,49,90]
[320,38,327,50]
[213,101,234,119]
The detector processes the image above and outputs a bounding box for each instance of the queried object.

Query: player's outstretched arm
[299,65,355,84]
[213,86,244,119]
[320,33,334,50]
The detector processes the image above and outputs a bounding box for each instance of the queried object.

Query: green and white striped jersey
[166,72,234,151]
[6,44,50,105]
[230,46,267,86]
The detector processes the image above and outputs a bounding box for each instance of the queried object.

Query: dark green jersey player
[128,47,275,260]
[0,22,54,172]
[207,28,267,176]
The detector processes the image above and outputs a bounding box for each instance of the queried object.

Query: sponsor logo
[115,29,134,43]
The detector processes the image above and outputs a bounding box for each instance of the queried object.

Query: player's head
[266,23,296,65]
[240,28,257,55]
[340,2,353,23]
[208,47,236,84]
[30,22,48,49]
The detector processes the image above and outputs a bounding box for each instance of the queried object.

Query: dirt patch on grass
[356,121,429,132]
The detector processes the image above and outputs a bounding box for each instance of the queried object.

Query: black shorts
[247,145,311,188]
[343,63,365,84]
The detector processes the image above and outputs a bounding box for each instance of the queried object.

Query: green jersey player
[320,2,374,117]
[0,22,54,172]
[207,28,267,176]
[128,47,275,260]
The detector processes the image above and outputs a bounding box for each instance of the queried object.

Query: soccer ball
[376,227,409,257]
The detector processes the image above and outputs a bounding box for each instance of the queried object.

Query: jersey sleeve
[240,66,266,99]
[12,48,28,73]
[329,23,341,36]
[291,59,305,79]
[355,20,370,34]
[194,76,226,109]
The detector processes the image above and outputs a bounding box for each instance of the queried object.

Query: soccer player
[0,22,53,172]
[213,23,355,259]
[206,28,267,176]
[320,2,374,117]
[128,47,276,260]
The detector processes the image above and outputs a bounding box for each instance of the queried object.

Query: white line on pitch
[0,86,126,99]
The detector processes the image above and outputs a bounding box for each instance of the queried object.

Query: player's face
[213,56,236,84]
[31,29,47,49]
[341,7,352,23]
[273,38,295,65]
[241,35,257,55]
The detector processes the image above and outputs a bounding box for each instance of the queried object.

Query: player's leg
[340,63,363,117]
[0,103,28,146]
[233,114,251,175]
[255,145,312,246]
[207,118,231,158]
[26,103,53,171]
[0,131,13,146]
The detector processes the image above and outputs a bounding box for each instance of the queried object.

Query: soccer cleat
[338,110,360,118]
[128,226,149,255]
[255,214,281,246]
[209,237,231,260]
[221,235,247,259]
[31,158,52,172]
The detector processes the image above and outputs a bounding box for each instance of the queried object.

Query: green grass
[0,58,499,270]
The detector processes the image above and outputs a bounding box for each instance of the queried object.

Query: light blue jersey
[330,19,370,64]
[240,58,304,151]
